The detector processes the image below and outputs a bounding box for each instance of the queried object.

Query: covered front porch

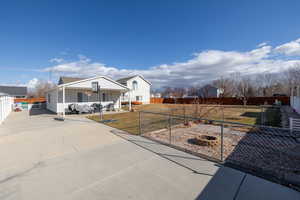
[46,76,131,116]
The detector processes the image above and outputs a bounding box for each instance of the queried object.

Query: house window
[136,96,142,101]
[48,94,51,103]
[78,92,83,102]
[132,81,138,90]
[102,93,106,101]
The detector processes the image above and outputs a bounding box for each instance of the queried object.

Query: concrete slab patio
[0,111,299,200]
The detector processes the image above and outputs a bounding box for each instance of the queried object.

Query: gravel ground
[143,122,300,181]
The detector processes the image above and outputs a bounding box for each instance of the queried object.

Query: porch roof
[47,76,129,92]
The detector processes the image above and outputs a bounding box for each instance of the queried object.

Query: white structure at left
[0,93,13,124]
[46,76,129,116]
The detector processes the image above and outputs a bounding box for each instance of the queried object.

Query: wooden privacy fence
[151,97,290,105]
[14,97,46,104]
[150,98,164,104]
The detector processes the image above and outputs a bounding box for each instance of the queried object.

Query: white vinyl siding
[122,76,150,104]
[0,95,13,124]
[46,76,127,113]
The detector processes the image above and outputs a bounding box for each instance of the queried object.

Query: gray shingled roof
[58,77,85,85]
[116,75,152,85]
[116,76,137,83]
[0,86,27,96]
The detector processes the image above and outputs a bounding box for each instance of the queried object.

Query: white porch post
[62,86,65,118]
[119,91,122,110]
[56,88,59,115]
[128,90,132,111]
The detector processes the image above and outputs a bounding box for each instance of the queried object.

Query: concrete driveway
[0,111,299,200]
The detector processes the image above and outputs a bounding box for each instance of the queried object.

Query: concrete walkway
[0,111,299,200]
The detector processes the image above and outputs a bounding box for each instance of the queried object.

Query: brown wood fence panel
[150,98,164,104]
[151,97,290,105]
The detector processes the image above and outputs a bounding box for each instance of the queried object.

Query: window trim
[77,92,83,102]
[132,80,138,90]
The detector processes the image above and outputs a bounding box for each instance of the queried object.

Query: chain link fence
[139,110,300,189]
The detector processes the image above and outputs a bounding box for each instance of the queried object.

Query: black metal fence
[138,111,300,189]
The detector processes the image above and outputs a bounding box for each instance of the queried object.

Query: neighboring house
[117,75,151,104]
[0,85,27,98]
[46,76,129,115]
[198,85,221,98]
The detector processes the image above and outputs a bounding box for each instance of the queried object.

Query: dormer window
[132,81,138,90]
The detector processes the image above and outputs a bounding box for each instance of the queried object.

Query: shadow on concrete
[195,166,246,200]
[29,108,56,116]
[110,126,300,199]
[110,129,219,176]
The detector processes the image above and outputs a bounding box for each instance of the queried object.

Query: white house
[117,75,151,104]
[46,76,129,116]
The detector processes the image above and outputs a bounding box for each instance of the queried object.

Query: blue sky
[1,0,300,88]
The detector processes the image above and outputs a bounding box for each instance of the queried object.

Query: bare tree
[212,76,235,97]
[28,80,56,98]
[254,73,279,96]
[282,64,300,95]
[172,87,185,98]
[234,75,255,105]
[187,86,199,96]
[161,87,185,98]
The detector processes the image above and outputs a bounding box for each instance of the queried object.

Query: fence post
[260,106,264,125]
[169,114,172,144]
[220,122,224,162]
[184,106,186,124]
[290,117,293,134]
[139,111,142,135]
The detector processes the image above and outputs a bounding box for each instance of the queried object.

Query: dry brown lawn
[88,104,269,134]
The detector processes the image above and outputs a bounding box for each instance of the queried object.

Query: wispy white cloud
[49,58,64,63]
[44,38,300,88]
[274,38,300,56]
[257,42,268,47]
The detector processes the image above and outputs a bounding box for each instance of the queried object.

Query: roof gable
[116,75,151,85]
[55,76,129,91]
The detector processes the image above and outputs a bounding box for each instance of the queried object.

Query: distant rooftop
[0,85,27,97]
[58,77,85,85]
